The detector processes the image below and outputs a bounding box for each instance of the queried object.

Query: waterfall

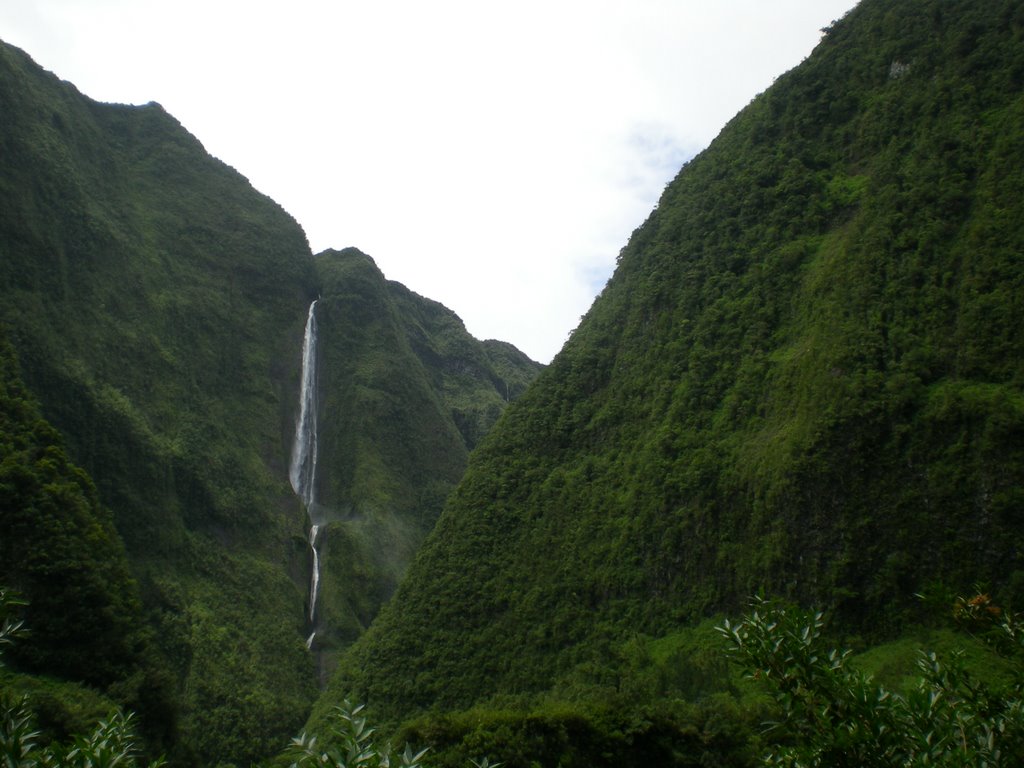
[290,301,319,507]
[306,524,321,649]
[291,300,323,649]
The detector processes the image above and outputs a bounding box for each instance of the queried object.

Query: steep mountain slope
[329,0,1024,735]
[0,39,319,765]
[0,41,539,764]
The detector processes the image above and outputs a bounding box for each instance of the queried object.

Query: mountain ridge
[323,0,1024,744]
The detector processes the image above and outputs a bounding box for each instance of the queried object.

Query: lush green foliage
[397,697,759,768]
[1,699,165,768]
[0,586,26,660]
[0,589,164,768]
[0,338,140,682]
[0,35,322,765]
[284,700,429,768]
[0,337,176,749]
[0,38,307,765]
[328,0,1024,742]
[292,695,752,768]
[719,597,1024,766]
[5,0,1024,762]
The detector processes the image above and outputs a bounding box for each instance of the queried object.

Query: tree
[0,588,165,768]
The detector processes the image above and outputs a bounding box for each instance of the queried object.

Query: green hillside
[0,41,538,764]
[0,334,174,748]
[327,0,1024,752]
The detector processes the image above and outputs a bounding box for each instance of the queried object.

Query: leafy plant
[0,696,43,768]
[0,586,26,660]
[0,699,164,768]
[284,699,428,768]
[718,597,1024,766]
[51,711,158,768]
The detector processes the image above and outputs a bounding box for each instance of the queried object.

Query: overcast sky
[1,0,858,363]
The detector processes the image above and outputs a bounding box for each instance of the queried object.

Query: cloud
[0,0,859,363]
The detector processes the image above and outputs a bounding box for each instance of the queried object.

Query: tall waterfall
[290,301,319,507]
[290,300,322,649]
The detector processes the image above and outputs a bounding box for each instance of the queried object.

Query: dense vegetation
[0,590,167,768]
[0,38,321,764]
[0,337,174,750]
[0,40,537,764]
[719,595,1024,766]
[325,0,1024,761]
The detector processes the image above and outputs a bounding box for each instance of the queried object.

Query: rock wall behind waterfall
[306,248,542,666]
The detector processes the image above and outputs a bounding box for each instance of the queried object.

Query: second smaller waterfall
[306,524,321,649]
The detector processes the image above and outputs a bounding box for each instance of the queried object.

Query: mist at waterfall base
[290,300,323,650]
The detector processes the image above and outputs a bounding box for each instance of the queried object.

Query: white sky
[0,0,858,363]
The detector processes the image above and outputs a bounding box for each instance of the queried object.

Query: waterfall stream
[290,300,323,649]
[290,301,319,507]
[306,524,321,649]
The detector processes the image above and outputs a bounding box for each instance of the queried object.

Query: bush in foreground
[284,700,429,768]
[718,596,1024,767]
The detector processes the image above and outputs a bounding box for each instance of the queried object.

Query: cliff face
[327,0,1024,727]
[309,248,542,662]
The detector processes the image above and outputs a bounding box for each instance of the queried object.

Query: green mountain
[327,0,1024,752]
[0,40,538,765]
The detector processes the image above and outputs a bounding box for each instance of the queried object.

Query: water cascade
[306,524,321,649]
[291,301,319,506]
[290,300,322,649]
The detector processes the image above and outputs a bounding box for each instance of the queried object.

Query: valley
[2,0,1023,765]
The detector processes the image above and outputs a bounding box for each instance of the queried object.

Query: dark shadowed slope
[0,41,539,764]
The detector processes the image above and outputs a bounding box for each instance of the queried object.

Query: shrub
[284,700,429,768]
[718,596,1024,767]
